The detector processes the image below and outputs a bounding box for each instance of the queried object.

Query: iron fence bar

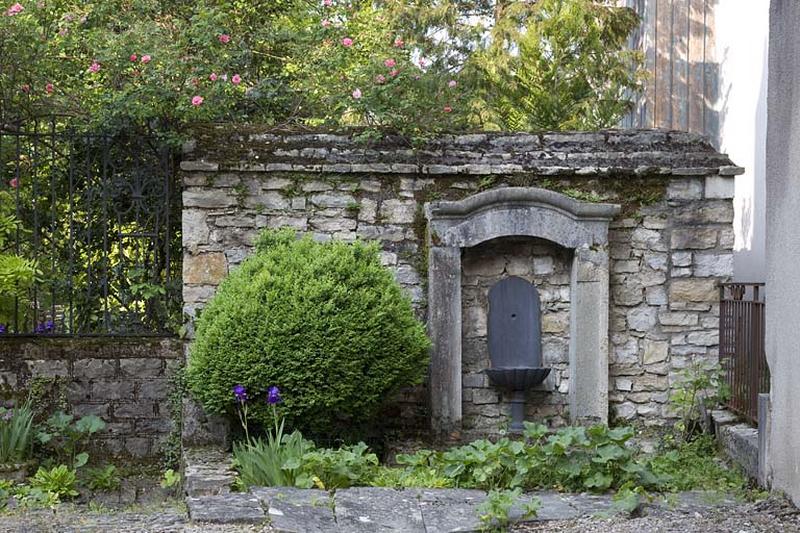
[13,132,21,333]
[719,282,768,425]
[67,135,75,335]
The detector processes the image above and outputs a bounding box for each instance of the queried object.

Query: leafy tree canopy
[0,0,644,135]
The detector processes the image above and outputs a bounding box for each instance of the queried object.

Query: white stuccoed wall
[715,1,769,282]
[765,0,800,507]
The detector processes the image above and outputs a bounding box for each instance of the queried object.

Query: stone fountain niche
[485,275,552,433]
[425,187,620,437]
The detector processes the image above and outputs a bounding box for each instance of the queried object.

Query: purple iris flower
[1,410,13,422]
[233,384,248,404]
[0,324,6,334]
[267,386,281,405]
[34,320,55,334]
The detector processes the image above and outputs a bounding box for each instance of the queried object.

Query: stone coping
[181,127,744,177]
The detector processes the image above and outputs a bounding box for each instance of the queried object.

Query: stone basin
[485,367,551,390]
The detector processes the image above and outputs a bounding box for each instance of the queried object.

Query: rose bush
[1,0,642,135]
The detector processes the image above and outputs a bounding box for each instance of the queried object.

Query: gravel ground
[515,496,800,533]
[0,495,797,532]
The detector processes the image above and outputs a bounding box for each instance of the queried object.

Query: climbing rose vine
[0,0,642,134]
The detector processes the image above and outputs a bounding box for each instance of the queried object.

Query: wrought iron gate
[0,122,181,336]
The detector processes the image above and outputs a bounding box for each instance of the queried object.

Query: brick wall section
[0,337,181,460]
[181,127,741,432]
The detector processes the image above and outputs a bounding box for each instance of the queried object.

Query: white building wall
[715,1,769,282]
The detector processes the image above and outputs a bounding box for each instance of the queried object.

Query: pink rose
[88,61,100,73]
[341,37,353,47]
[352,88,362,99]
[140,54,151,64]
[45,83,54,94]
[375,74,386,84]
[5,3,23,16]
[20,84,30,94]
[389,69,399,77]
[394,37,404,48]
[419,58,428,68]
[209,72,218,81]
[191,95,204,106]
[231,74,242,85]
[130,54,138,62]
[58,27,68,37]
[323,0,332,5]
[218,34,231,44]
[448,79,457,88]
[384,58,396,68]
[321,19,331,28]
[443,105,452,113]
[9,178,18,188]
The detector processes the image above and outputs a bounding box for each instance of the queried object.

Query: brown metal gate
[719,282,768,425]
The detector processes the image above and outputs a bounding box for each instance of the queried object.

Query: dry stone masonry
[181,126,741,437]
[0,337,181,459]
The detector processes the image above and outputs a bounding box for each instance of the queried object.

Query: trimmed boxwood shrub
[186,229,430,435]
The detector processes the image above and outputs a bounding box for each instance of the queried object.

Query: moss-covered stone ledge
[180,127,741,436]
[181,127,743,178]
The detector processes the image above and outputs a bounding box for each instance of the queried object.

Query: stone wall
[181,127,740,435]
[0,337,182,460]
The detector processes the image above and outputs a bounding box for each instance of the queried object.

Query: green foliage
[1,0,642,135]
[476,488,539,532]
[84,464,120,492]
[610,482,650,516]
[36,411,106,469]
[234,429,378,490]
[370,466,454,489]
[0,191,40,326]
[29,465,79,500]
[482,0,643,130]
[0,0,464,135]
[646,435,747,494]
[0,479,60,510]
[0,399,34,464]
[160,364,186,471]
[396,424,659,493]
[295,442,379,490]
[160,468,181,490]
[187,229,430,435]
[669,360,727,442]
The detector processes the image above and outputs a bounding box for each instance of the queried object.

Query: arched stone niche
[425,187,620,436]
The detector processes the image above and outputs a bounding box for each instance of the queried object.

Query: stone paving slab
[187,494,266,524]
[251,487,336,533]
[184,447,238,498]
[526,492,583,521]
[415,488,487,533]
[335,487,426,532]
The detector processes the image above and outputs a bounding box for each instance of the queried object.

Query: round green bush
[186,229,430,435]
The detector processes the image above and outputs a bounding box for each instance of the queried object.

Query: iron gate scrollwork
[0,122,181,336]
